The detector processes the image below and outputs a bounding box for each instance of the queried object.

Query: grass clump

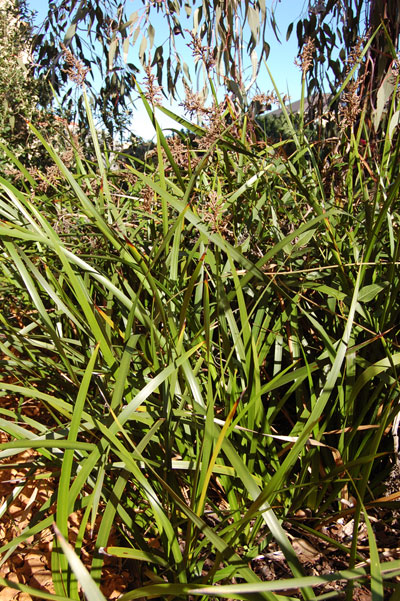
[0,69,400,601]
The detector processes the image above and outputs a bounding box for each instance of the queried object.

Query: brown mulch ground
[2,395,400,600]
[0,445,134,600]
[0,393,135,600]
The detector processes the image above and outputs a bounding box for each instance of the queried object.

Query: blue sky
[27,0,307,140]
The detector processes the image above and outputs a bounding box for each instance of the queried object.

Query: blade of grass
[54,344,99,598]
[53,524,107,601]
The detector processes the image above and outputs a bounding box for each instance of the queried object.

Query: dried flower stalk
[143,58,163,105]
[60,43,89,87]
[338,37,366,130]
[186,30,216,71]
[295,37,315,76]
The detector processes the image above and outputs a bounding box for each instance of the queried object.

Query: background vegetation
[1,1,400,600]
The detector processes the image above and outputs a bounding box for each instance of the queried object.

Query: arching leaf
[248,5,260,45]
[389,109,400,141]
[63,23,76,43]
[108,37,118,70]
[148,23,155,49]
[139,36,147,65]
[123,36,130,63]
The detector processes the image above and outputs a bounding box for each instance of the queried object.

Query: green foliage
[31,0,274,136]
[290,0,399,118]
[29,1,400,140]
[0,0,53,168]
[258,110,304,155]
[1,72,400,599]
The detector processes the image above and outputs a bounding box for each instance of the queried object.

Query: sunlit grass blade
[0,576,76,601]
[54,344,100,598]
[53,524,107,601]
